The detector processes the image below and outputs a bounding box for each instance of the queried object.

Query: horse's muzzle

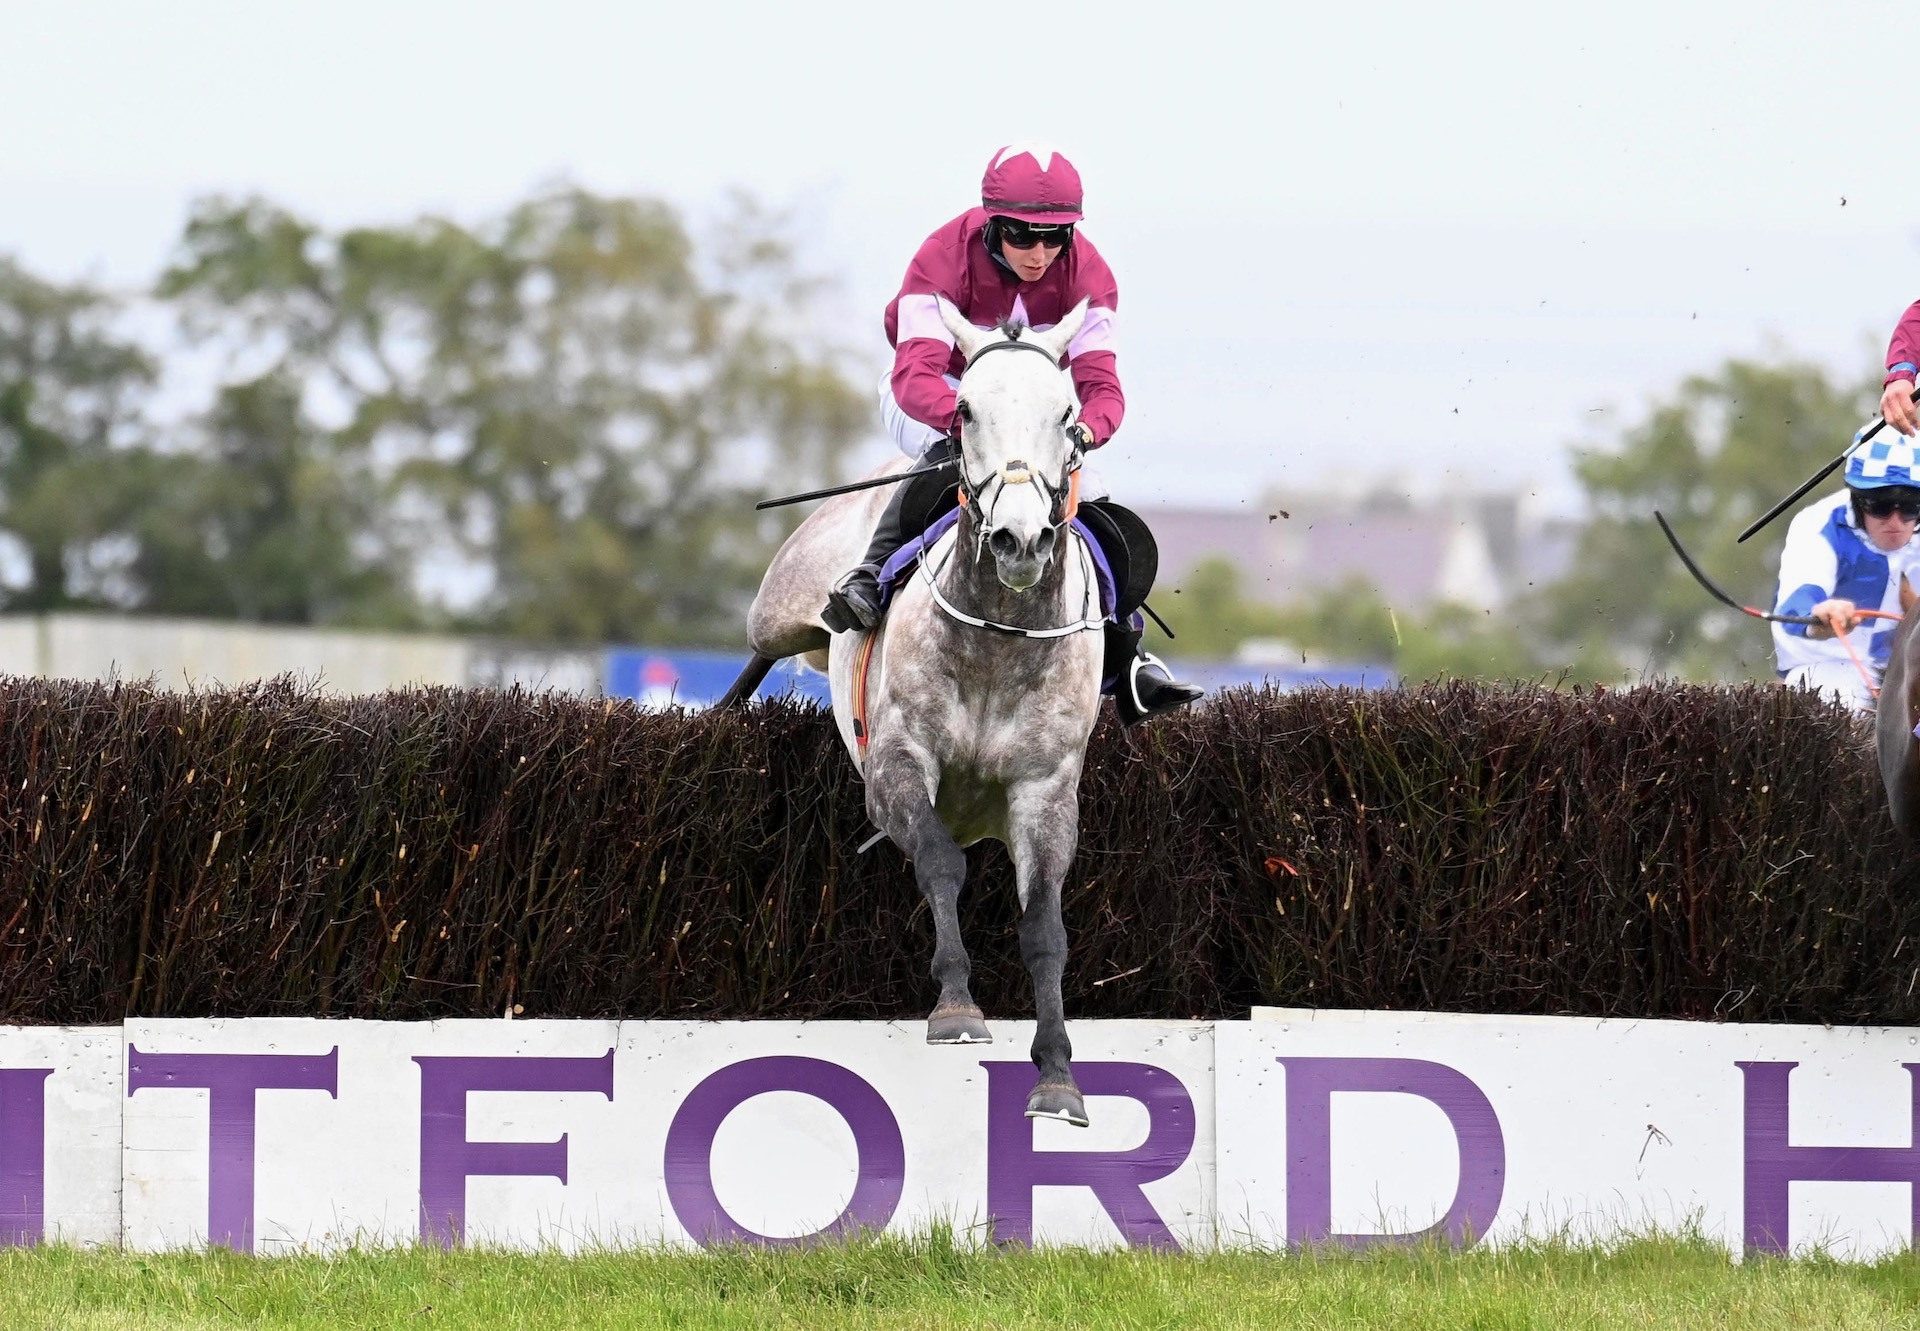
[987,525,1057,591]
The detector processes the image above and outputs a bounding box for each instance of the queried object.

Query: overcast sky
[6,2,1916,511]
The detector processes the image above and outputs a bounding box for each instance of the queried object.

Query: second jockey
[1772,428,1920,713]
[820,143,1202,725]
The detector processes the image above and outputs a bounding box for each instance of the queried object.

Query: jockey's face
[1863,506,1919,552]
[996,221,1067,283]
[1858,487,1920,550]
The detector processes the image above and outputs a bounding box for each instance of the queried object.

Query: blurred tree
[1154,556,1289,657]
[1157,558,1555,682]
[124,373,414,624]
[158,187,869,644]
[1396,600,1560,684]
[0,258,156,612]
[1266,573,1406,665]
[1536,356,1876,681]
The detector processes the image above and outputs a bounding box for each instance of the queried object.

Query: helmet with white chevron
[980,143,1083,225]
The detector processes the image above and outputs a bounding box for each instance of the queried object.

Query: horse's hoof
[1025,1080,1089,1127]
[926,1005,992,1045]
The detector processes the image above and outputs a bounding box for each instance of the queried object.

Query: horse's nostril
[989,528,1020,560]
[1034,527,1056,558]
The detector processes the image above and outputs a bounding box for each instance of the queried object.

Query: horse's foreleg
[869,751,990,1045]
[1011,779,1086,1127]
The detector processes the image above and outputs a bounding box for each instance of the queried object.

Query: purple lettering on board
[0,1069,52,1246]
[1277,1056,1505,1249]
[413,1050,615,1247]
[662,1056,905,1247]
[1738,1060,1920,1255]
[983,1061,1196,1250]
[125,1047,339,1253]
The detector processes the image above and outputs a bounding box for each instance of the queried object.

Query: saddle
[1075,498,1157,619]
[849,481,1168,757]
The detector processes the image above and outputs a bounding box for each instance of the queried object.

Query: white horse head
[937,296,1090,592]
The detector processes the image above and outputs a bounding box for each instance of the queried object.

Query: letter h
[1738,1061,1920,1255]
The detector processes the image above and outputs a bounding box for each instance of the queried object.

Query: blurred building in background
[1144,490,1580,613]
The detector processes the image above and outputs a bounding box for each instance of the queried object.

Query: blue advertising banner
[605,648,831,708]
[1179,661,1394,692]
[605,648,1394,709]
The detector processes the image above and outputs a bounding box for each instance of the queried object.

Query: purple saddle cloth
[875,508,1117,620]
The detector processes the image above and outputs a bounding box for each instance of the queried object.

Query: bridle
[956,448,1082,547]
[954,337,1084,542]
[923,334,1100,639]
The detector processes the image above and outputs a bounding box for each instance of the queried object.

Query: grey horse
[734,297,1105,1126]
[1876,574,1920,836]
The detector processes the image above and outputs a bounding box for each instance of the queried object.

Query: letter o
[663,1056,905,1246]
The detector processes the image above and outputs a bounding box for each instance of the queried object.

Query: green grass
[4,1231,1916,1330]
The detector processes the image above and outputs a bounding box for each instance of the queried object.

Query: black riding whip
[1737,414,1897,544]
[755,459,956,511]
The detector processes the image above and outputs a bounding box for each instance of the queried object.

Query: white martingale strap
[920,532,1105,639]
[923,574,1104,638]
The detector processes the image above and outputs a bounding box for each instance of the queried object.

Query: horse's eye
[957,400,973,422]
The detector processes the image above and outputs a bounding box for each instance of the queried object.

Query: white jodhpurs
[878,372,958,459]
[1782,661,1879,715]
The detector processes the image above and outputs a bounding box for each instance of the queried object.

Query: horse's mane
[996,318,1029,340]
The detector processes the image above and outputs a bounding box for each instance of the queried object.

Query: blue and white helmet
[1844,425,1920,490]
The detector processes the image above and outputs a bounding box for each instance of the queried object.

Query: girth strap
[852,628,881,754]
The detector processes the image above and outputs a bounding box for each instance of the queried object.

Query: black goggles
[1861,494,1920,521]
[998,220,1073,250]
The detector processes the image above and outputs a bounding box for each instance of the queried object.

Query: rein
[1655,509,1902,700]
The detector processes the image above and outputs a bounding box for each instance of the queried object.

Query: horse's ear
[1902,572,1917,616]
[1030,297,1090,362]
[937,297,994,363]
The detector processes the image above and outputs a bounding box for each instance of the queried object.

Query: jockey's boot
[822,438,959,633]
[822,563,886,634]
[1106,621,1204,726]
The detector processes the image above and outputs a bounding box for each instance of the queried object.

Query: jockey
[820,143,1203,725]
[1772,428,1920,713]
[1879,301,1920,434]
